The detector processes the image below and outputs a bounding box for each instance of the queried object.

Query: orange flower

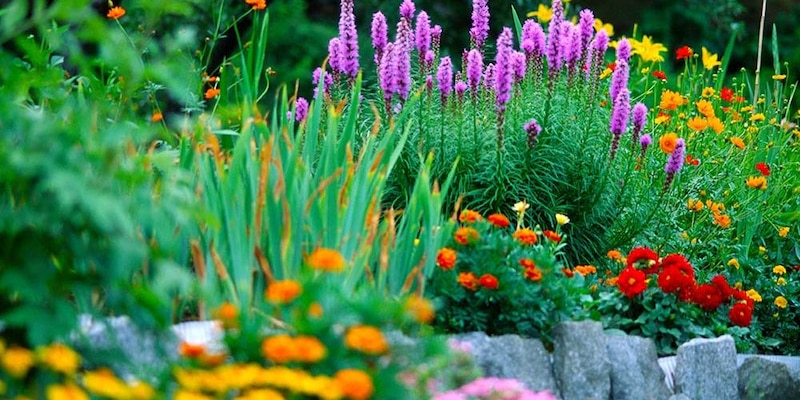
[696,99,715,118]
[746,176,767,190]
[179,342,207,359]
[575,265,597,276]
[308,302,323,318]
[204,87,221,99]
[37,343,81,375]
[519,258,536,269]
[307,248,346,271]
[659,132,678,153]
[106,6,126,19]
[436,248,457,270]
[265,279,302,303]
[513,228,538,245]
[405,294,435,324]
[213,302,239,329]
[543,230,561,243]
[261,335,296,364]
[458,209,483,224]
[713,213,731,228]
[334,369,374,400]
[730,137,745,150]
[478,274,499,289]
[524,266,543,282]
[707,116,725,134]
[487,213,511,228]
[457,272,479,290]
[245,0,268,10]
[345,326,389,355]
[293,336,327,363]
[454,226,480,245]
[687,199,704,212]
[150,112,163,123]
[607,250,623,261]
[687,116,708,131]
[562,268,575,278]
[659,90,686,110]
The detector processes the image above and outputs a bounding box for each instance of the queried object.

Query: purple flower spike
[455,80,468,103]
[522,20,546,56]
[415,11,432,55]
[593,30,610,54]
[400,0,415,20]
[371,12,388,64]
[436,56,453,104]
[640,133,653,150]
[328,37,343,74]
[466,49,483,98]
[632,102,647,135]
[312,67,333,99]
[470,0,490,49]
[579,9,594,54]
[665,138,686,174]
[616,38,631,63]
[566,24,582,68]
[338,0,359,79]
[423,50,435,70]
[609,59,629,104]
[546,0,565,71]
[524,118,542,148]
[511,51,526,83]
[609,88,630,159]
[295,97,309,122]
[494,27,514,113]
[379,43,396,100]
[483,63,496,90]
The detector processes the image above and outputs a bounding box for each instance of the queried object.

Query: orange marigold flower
[562,268,575,278]
[293,336,327,363]
[696,99,715,118]
[334,369,374,400]
[543,230,561,243]
[344,325,389,355]
[436,247,457,270]
[513,228,538,245]
[459,209,483,224]
[713,213,731,228]
[519,258,536,269]
[261,335,296,364]
[478,274,499,289]
[307,248,346,271]
[607,249,623,261]
[265,279,302,303]
[487,213,510,228]
[659,132,678,153]
[204,87,221,99]
[575,265,597,276]
[707,116,725,134]
[745,176,767,190]
[2,346,35,378]
[524,266,543,282]
[660,90,686,110]
[405,294,435,324]
[457,272,479,290]
[106,6,126,19]
[687,116,708,132]
[454,226,480,245]
[730,137,745,150]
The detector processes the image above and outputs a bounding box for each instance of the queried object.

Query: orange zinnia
[436,248,457,270]
[513,228,538,245]
[307,248,346,271]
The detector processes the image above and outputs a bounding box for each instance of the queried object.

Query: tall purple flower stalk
[631,102,647,147]
[379,43,396,112]
[469,0,490,49]
[638,133,653,169]
[578,9,594,61]
[371,12,388,65]
[400,0,415,20]
[616,38,631,64]
[394,12,413,102]
[546,0,565,76]
[585,29,609,105]
[466,49,483,102]
[663,138,686,192]
[609,88,630,160]
[522,20,546,82]
[294,97,309,122]
[494,28,514,158]
[328,37,343,76]
[437,56,453,106]
[312,67,333,99]
[338,0,359,80]
[609,59,629,105]
[524,118,542,149]
[511,51,526,84]
[483,63,496,91]
[415,11,432,63]
[455,80,468,103]
[431,25,442,57]
[565,24,582,81]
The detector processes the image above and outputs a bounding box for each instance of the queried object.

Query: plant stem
[753,0,768,108]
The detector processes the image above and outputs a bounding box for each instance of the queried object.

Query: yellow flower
[46,383,89,400]
[701,87,715,98]
[749,113,766,122]
[344,325,389,355]
[129,381,156,400]
[727,258,740,269]
[687,116,708,131]
[512,201,530,214]
[334,369,374,400]
[774,296,788,309]
[599,67,613,79]
[1,346,35,378]
[730,137,745,150]
[306,248,346,272]
[773,265,787,275]
[687,199,704,212]
[526,4,552,23]
[555,213,570,225]
[772,74,787,80]
[746,176,767,190]
[777,277,787,286]
[707,116,725,134]
[593,18,614,36]
[702,47,721,70]
[83,368,131,398]
[746,289,762,302]
[37,343,80,375]
[778,226,790,237]
[175,390,214,400]
[630,35,667,62]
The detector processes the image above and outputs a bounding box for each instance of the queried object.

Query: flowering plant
[434,377,557,400]
[426,207,590,343]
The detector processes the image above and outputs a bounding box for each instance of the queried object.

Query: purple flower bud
[522,20,546,56]
[494,28,514,113]
[483,63,496,90]
[423,50,435,70]
[665,138,686,174]
[379,43,396,99]
[466,49,483,96]
[609,59,629,104]
[632,102,647,135]
[610,88,630,136]
[640,133,653,150]
[312,67,333,98]
[338,0,359,79]
[546,0,564,71]
[328,37,343,74]
[432,25,442,45]
[511,51,526,83]
[437,56,453,103]
[469,0,490,48]
[415,11,431,54]
[455,80,468,102]
[425,74,433,94]
[616,38,631,63]
[295,97,309,122]
[371,12,388,64]
[579,9,594,53]
[393,42,411,100]
[400,0,415,20]
[524,118,542,148]
[593,30,609,54]
[567,24,582,66]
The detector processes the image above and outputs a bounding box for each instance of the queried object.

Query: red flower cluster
[543,230,562,243]
[675,45,694,60]
[487,213,511,228]
[755,162,770,176]
[520,258,543,282]
[720,87,735,102]
[652,70,667,81]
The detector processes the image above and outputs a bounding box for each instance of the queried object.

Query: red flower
[519,258,535,269]
[693,283,725,311]
[652,70,667,81]
[607,61,617,71]
[676,45,694,60]
[617,267,647,298]
[454,227,480,246]
[710,275,733,299]
[478,274,499,290]
[657,267,689,294]
[720,87,734,102]
[457,272,479,290]
[661,254,694,280]
[436,248,457,270]
[562,268,575,278]
[487,213,510,228]
[685,154,700,166]
[755,162,770,176]
[729,302,753,327]
[626,247,659,275]
[543,230,562,243]
[524,266,543,282]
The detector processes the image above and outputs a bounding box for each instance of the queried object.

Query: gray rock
[674,335,739,400]
[606,332,672,400]
[455,332,560,398]
[738,356,800,400]
[552,320,610,400]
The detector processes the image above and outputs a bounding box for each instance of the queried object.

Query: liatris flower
[328,37,343,76]
[483,63,496,91]
[422,50,435,71]
[469,0,490,49]
[609,88,630,160]
[379,43,396,108]
[565,24,583,79]
[394,18,413,101]
[494,28,514,113]
[437,56,453,105]
[431,25,442,56]
[312,67,333,99]
[578,9,594,59]
[524,118,542,148]
[425,74,433,95]
[609,59,629,104]
[399,0,415,20]
[521,20,546,81]
[294,97,309,122]
[616,37,631,63]
[511,51,526,84]
[455,80,467,103]
[663,138,686,192]
[415,11,432,56]
[371,12,388,65]
[546,0,565,74]
[631,102,647,146]
[587,29,609,77]
[338,0,359,80]
[466,49,483,101]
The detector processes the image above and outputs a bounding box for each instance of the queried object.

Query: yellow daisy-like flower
[727,258,740,269]
[707,116,725,134]
[526,4,553,23]
[555,213,570,225]
[749,113,766,122]
[774,296,788,309]
[778,226,790,237]
[777,277,787,286]
[1,346,35,378]
[746,289,762,302]
[37,343,81,375]
[47,383,89,400]
[696,99,715,118]
[701,47,721,70]
[630,35,667,63]
[701,87,715,98]
[746,176,767,190]
[730,136,745,150]
[773,265,787,275]
[687,116,708,132]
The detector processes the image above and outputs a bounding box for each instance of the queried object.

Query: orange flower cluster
[306,248,346,271]
[405,295,435,323]
[487,213,510,228]
[261,334,327,364]
[459,209,483,224]
[265,280,302,303]
[512,228,537,245]
[245,0,267,10]
[344,325,389,355]
[436,247,457,270]
[454,226,480,245]
[520,258,543,282]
